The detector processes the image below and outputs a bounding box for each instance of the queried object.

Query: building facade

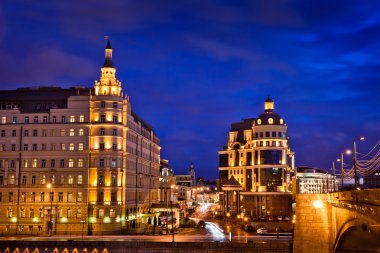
[294,167,336,194]
[0,41,161,235]
[218,98,294,218]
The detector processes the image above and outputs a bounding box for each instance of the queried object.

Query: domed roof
[256,97,285,126]
[256,111,284,125]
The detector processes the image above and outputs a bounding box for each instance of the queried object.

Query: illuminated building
[0,41,161,235]
[218,98,295,218]
[294,167,336,193]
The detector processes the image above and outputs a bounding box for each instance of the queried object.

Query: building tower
[218,97,295,218]
[188,161,196,187]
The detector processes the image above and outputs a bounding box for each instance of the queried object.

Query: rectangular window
[60,159,65,167]
[68,175,73,184]
[69,129,74,136]
[32,159,37,168]
[99,143,104,150]
[41,160,46,168]
[78,143,83,150]
[40,175,45,184]
[61,116,66,123]
[112,129,117,136]
[60,175,64,184]
[112,144,117,151]
[30,208,35,218]
[33,129,38,136]
[31,192,35,202]
[111,192,117,203]
[70,116,75,123]
[112,115,117,123]
[24,130,29,136]
[79,129,84,136]
[0,176,3,185]
[51,160,55,168]
[1,117,5,124]
[50,175,55,184]
[43,116,48,123]
[1,130,5,137]
[41,144,46,150]
[113,102,117,109]
[78,159,83,168]
[79,115,84,122]
[12,116,17,124]
[21,192,26,202]
[11,144,16,151]
[111,159,116,168]
[77,174,83,185]
[52,116,57,123]
[69,143,74,151]
[100,128,105,136]
[60,129,66,136]
[101,102,106,108]
[69,159,74,168]
[77,192,83,202]
[12,130,16,137]
[99,159,104,167]
[266,131,270,138]
[111,174,117,186]
[100,115,105,122]
[25,116,29,123]
[40,192,45,202]
[32,144,37,151]
[10,160,15,168]
[58,192,63,202]
[31,176,36,184]
[67,192,73,202]
[50,192,54,202]
[0,192,2,202]
[61,143,65,150]
[42,129,47,136]
[22,176,27,184]
[9,192,14,202]
[33,116,38,123]
[77,207,82,218]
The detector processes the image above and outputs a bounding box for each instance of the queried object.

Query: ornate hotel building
[218,98,295,218]
[0,41,161,235]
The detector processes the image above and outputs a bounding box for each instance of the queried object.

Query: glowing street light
[337,149,351,190]
[353,137,365,189]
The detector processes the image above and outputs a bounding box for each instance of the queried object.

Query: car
[256,227,268,234]
[243,224,254,231]
[268,216,274,221]
[277,216,283,221]
[284,216,290,221]
[198,220,206,228]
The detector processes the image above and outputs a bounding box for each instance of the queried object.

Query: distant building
[218,98,294,218]
[363,172,380,188]
[294,167,336,194]
[0,41,161,235]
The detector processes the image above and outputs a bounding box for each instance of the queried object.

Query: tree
[153,216,157,227]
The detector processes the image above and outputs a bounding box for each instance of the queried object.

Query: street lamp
[337,150,351,191]
[47,183,53,236]
[170,184,175,243]
[353,137,365,189]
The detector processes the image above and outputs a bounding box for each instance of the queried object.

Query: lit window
[77,175,83,185]
[78,159,83,168]
[280,119,284,124]
[61,144,66,150]
[70,129,74,136]
[60,129,66,136]
[79,115,84,122]
[32,159,37,168]
[70,116,75,123]
[78,143,83,151]
[68,175,73,185]
[79,129,84,136]
[257,119,261,125]
[77,192,83,202]
[268,118,273,124]
[69,143,74,151]
[68,159,74,168]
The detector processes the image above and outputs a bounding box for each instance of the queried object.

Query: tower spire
[94,38,122,96]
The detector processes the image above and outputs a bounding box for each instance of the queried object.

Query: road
[0,220,291,243]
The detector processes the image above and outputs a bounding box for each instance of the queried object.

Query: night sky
[0,1,379,179]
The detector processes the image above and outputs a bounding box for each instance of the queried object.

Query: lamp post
[47,183,53,236]
[332,161,336,192]
[337,150,351,191]
[170,184,175,243]
[80,220,86,240]
[353,137,365,189]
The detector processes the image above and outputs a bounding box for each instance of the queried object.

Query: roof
[265,96,273,103]
[256,111,284,126]
[106,40,112,49]
[297,166,327,174]
[223,176,241,186]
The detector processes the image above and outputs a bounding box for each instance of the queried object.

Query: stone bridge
[293,189,380,253]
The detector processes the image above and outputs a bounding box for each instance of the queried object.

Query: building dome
[256,97,285,125]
